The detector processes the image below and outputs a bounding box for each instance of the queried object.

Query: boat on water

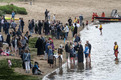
[94,17,121,22]
[93,9,121,22]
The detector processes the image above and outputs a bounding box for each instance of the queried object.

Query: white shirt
[1,19,4,24]
[53,15,55,20]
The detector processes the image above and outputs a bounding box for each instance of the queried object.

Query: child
[5,47,10,56]
[84,44,89,63]
[8,59,12,68]
[32,62,43,75]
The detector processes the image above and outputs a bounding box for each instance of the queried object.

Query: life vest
[101,12,105,17]
[74,18,77,23]
[114,45,118,51]
[99,25,102,29]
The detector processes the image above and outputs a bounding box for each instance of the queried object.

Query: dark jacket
[87,43,91,53]
[74,36,80,42]
[6,34,10,44]
[21,20,24,26]
[65,44,70,53]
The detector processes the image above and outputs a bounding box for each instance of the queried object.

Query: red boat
[94,17,121,22]
[93,9,121,22]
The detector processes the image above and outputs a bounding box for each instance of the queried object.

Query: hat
[59,44,63,48]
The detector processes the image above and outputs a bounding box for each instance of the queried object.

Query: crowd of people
[0,9,119,76]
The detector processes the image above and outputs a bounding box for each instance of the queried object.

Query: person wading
[114,42,119,61]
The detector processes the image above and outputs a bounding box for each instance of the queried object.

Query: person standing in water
[86,41,91,67]
[114,42,119,60]
[99,24,102,35]
[86,20,88,30]
[84,44,89,64]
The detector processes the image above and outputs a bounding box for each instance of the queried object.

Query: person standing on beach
[19,18,21,31]
[114,42,119,60]
[21,18,25,33]
[73,23,78,37]
[45,41,50,60]
[64,24,69,40]
[23,49,31,73]
[74,17,77,23]
[68,17,72,27]
[79,14,83,26]
[38,20,43,35]
[11,21,17,31]
[45,9,49,21]
[48,46,54,68]
[28,20,33,36]
[99,24,102,35]
[4,20,10,34]
[35,37,44,57]
[44,20,49,35]
[11,11,15,20]
[53,14,56,22]
[48,11,50,20]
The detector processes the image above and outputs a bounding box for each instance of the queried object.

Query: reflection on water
[45,61,91,80]
[77,63,84,71]
[47,71,57,80]
[59,67,63,76]
[43,23,121,80]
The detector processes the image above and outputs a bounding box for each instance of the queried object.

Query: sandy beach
[0,0,121,79]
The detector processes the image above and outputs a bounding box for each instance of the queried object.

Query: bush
[0,4,27,15]
[29,37,38,48]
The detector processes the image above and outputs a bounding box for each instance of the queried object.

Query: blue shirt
[12,12,15,17]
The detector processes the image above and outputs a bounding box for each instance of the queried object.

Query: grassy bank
[0,4,27,15]
[0,0,24,2]
[0,59,40,80]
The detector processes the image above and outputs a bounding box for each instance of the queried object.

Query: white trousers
[25,61,30,71]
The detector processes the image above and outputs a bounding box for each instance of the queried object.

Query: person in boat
[114,42,119,60]
[99,24,102,35]
[101,12,105,17]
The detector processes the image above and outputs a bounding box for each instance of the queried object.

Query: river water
[43,23,121,80]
